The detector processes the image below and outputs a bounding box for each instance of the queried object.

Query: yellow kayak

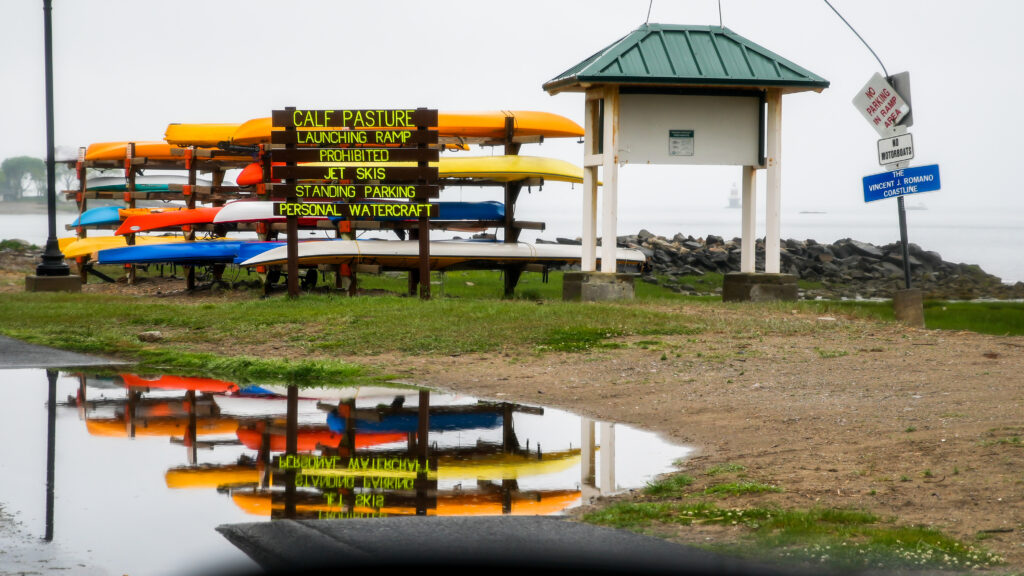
[164,123,242,147]
[60,235,186,259]
[165,465,260,489]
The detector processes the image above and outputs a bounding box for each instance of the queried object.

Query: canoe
[59,235,185,258]
[85,141,180,161]
[239,155,584,186]
[164,123,242,147]
[212,200,504,224]
[237,239,647,271]
[228,110,583,147]
[71,206,185,227]
[116,207,222,235]
[120,373,239,394]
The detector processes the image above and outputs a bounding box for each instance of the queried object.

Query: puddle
[0,369,692,576]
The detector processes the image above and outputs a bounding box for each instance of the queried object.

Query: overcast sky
[2,0,1023,221]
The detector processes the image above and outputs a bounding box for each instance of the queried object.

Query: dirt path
[360,308,1024,568]
[3,271,1021,567]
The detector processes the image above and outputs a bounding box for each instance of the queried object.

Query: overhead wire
[822,0,889,77]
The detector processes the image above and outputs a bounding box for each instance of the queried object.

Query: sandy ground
[375,307,1024,569]
[3,273,1022,569]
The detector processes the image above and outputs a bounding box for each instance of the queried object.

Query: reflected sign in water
[0,370,692,576]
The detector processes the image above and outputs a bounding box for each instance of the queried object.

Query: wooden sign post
[269,108,439,298]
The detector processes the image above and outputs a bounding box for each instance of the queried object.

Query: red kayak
[236,425,406,452]
[121,373,240,394]
[116,207,222,235]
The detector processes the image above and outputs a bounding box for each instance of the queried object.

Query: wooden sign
[271,165,438,183]
[273,202,439,219]
[271,128,439,147]
[268,183,439,200]
[270,147,439,163]
[272,108,438,129]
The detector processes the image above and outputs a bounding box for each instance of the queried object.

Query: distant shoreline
[0,200,78,215]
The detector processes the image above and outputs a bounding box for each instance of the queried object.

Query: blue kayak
[94,240,291,266]
[71,206,122,227]
[326,410,502,434]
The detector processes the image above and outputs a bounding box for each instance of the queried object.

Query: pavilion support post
[740,165,757,273]
[600,86,619,274]
[765,90,782,274]
[564,88,634,302]
[723,93,796,303]
[581,91,601,273]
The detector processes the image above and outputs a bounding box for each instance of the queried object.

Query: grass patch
[923,301,1024,335]
[704,481,782,496]
[814,347,849,359]
[642,474,695,497]
[0,290,707,359]
[706,463,746,476]
[134,348,378,385]
[536,326,626,352]
[583,503,1003,571]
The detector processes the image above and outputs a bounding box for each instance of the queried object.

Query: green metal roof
[543,24,829,94]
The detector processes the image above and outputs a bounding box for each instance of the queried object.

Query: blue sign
[863,164,940,203]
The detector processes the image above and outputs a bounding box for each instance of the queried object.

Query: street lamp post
[35,0,70,277]
[27,0,80,292]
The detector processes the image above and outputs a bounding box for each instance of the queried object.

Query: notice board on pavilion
[617,93,762,166]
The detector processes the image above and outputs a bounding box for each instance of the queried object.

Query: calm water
[0,369,692,576]
[3,206,1020,283]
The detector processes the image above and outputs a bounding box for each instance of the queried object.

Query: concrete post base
[893,288,925,328]
[722,272,798,302]
[563,272,635,302]
[25,275,82,293]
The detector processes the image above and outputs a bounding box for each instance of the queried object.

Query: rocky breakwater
[541,231,1024,300]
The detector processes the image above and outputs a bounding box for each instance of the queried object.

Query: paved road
[0,335,129,369]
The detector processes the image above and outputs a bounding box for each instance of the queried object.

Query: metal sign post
[855,71,929,291]
[862,164,941,290]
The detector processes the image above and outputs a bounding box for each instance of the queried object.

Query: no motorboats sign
[862,164,941,203]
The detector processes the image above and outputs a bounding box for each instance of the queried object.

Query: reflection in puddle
[0,369,692,575]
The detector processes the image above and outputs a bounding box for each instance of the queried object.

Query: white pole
[741,165,757,273]
[765,91,783,274]
[600,87,619,274]
[582,95,600,272]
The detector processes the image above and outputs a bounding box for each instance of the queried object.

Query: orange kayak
[229,110,583,146]
[236,426,407,452]
[116,207,221,235]
[121,373,240,394]
[85,141,180,161]
[86,416,239,437]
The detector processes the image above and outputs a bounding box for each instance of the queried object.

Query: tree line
[0,156,77,201]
